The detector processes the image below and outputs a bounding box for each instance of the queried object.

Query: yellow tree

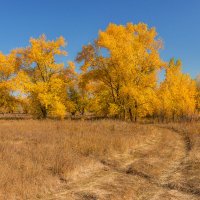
[196,74,200,112]
[15,35,75,119]
[0,51,20,113]
[158,58,196,121]
[67,72,91,118]
[76,23,164,121]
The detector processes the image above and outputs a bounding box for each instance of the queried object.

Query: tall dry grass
[161,122,200,192]
[0,120,153,199]
[0,120,199,199]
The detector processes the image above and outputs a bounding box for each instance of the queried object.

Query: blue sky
[0,0,199,78]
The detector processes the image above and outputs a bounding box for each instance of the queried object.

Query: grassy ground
[0,120,199,199]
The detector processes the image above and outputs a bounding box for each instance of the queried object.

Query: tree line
[0,23,199,121]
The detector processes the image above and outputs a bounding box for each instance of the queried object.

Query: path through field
[45,126,200,200]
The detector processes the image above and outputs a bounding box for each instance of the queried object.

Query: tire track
[125,126,200,197]
[44,126,199,200]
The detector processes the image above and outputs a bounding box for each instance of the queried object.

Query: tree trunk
[129,108,133,121]
[134,101,138,122]
[40,106,47,119]
[134,115,137,122]
[81,107,85,120]
[123,107,127,121]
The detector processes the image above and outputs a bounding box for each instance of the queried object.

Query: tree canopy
[0,23,199,121]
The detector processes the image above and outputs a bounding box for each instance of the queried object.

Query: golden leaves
[77,23,166,120]
[0,24,198,120]
[12,35,70,118]
[158,59,197,119]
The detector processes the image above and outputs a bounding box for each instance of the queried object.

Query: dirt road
[45,126,200,200]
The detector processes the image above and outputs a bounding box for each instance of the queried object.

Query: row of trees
[0,23,199,121]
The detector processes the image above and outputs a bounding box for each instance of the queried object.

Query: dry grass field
[0,120,199,200]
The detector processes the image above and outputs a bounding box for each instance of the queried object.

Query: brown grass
[0,120,199,199]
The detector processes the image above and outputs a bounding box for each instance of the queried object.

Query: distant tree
[0,51,20,113]
[195,74,200,112]
[67,74,91,118]
[157,58,196,121]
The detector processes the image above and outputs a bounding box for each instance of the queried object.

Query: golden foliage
[157,59,197,120]
[0,23,199,121]
[13,35,74,119]
[77,23,165,120]
[0,51,20,112]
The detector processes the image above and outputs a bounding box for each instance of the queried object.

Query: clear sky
[0,0,199,78]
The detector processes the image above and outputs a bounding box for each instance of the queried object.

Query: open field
[0,120,199,200]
